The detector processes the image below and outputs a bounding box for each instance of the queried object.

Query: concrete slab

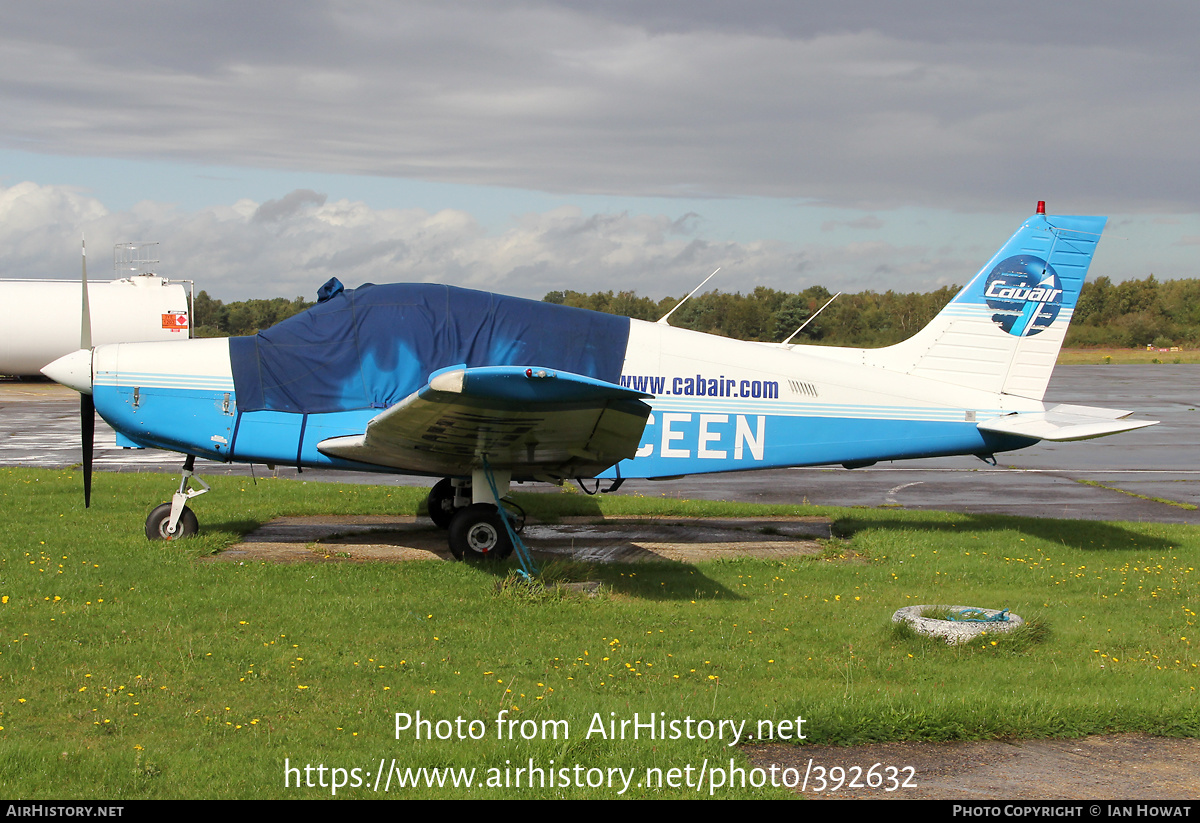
[214,514,832,564]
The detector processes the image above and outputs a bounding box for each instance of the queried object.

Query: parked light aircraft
[43,204,1155,559]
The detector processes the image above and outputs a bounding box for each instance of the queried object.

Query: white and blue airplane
[43,203,1155,559]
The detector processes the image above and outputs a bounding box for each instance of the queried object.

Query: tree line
[191,291,314,338]
[1065,276,1200,349]
[548,275,1199,349]
[544,284,961,347]
[191,275,1198,349]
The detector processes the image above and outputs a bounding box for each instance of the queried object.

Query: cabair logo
[982,255,1063,337]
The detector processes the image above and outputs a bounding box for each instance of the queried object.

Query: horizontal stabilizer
[977,404,1157,442]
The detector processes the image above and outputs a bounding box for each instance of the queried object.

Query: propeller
[80,238,94,507]
[40,238,98,507]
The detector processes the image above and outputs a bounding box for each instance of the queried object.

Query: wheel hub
[467,523,499,553]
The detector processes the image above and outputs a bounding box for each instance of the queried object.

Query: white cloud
[2,182,1000,301]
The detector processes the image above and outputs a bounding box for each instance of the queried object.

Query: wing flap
[317,365,651,477]
[977,403,1157,442]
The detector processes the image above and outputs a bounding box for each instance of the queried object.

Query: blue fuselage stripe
[95,385,1031,478]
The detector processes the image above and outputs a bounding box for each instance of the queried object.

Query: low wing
[316,365,652,478]
[977,404,1157,442]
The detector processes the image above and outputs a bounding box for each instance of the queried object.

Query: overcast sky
[1,0,1197,302]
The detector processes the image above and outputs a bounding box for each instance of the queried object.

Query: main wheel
[426,478,458,530]
[447,504,513,561]
[145,503,199,541]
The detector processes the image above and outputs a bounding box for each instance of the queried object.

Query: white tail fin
[815,210,1106,401]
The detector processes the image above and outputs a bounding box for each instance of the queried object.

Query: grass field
[1,468,1197,798]
[1057,347,1200,365]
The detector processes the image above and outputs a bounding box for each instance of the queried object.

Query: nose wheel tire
[145,503,199,541]
[447,504,513,561]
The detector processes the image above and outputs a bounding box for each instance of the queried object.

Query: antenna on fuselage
[778,291,841,347]
[657,267,720,326]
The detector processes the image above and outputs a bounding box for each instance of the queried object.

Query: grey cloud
[0,2,1197,211]
[669,212,701,234]
[556,0,1200,51]
[822,215,884,232]
[253,189,328,222]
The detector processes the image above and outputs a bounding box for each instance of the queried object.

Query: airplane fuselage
[607,319,1038,477]
[90,317,1038,481]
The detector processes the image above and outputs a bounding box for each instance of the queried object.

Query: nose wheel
[145,455,209,541]
[145,503,199,540]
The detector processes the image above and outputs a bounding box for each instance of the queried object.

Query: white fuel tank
[0,276,191,376]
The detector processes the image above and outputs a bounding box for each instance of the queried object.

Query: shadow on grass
[204,518,263,538]
[459,554,741,602]
[833,511,1178,553]
[508,491,605,521]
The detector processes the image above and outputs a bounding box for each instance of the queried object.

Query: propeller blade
[81,236,93,507]
[81,237,92,350]
[81,393,94,508]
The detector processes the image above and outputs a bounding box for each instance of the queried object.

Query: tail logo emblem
[983,255,1063,336]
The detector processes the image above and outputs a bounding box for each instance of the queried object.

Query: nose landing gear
[145,502,199,540]
[145,455,209,541]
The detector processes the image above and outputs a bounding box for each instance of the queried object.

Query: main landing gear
[448,503,512,561]
[426,472,525,561]
[425,477,459,530]
[145,455,209,541]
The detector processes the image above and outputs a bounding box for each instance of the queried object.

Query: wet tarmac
[1,365,1193,524]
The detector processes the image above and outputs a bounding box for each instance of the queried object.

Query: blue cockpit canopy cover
[229,283,632,414]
